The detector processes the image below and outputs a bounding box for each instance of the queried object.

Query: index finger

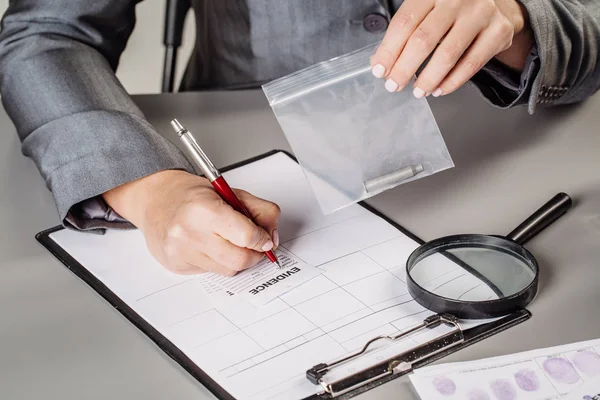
[370,0,433,78]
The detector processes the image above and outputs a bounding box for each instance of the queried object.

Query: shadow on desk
[428,85,581,173]
[370,85,589,212]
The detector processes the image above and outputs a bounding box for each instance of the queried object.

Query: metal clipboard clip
[306,314,464,398]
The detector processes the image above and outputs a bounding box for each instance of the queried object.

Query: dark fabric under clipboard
[36,150,531,400]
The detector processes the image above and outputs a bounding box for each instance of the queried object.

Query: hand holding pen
[171,119,282,268]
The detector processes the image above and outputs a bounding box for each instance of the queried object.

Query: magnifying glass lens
[404,193,571,319]
[409,243,536,302]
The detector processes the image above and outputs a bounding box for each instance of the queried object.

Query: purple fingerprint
[489,379,517,400]
[467,388,490,400]
[573,350,600,377]
[514,368,540,391]
[543,357,580,384]
[432,376,456,396]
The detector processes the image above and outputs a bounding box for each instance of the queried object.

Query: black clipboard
[36,149,531,400]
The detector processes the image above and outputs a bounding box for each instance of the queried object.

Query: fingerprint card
[535,348,600,394]
[409,338,600,400]
[410,360,557,400]
[562,375,600,400]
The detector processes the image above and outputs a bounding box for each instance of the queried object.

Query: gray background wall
[0,0,196,94]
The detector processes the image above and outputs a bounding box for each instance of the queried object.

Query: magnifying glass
[406,192,572,319]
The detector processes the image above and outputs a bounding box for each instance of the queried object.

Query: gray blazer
[0,0,599,232]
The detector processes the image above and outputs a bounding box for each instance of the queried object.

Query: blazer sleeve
[471,0,600,114]
[0,1,194,233]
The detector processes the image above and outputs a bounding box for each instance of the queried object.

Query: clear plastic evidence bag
[262,42,453,214]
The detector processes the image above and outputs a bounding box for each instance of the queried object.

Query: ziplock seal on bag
[262,42,453,214]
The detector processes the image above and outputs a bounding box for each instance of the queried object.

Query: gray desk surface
[1,85,599,399]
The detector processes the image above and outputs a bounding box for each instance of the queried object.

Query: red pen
[170,119,281,267]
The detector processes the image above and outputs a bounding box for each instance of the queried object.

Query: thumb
[234,189,281,240]
[213,199,276,252]
[241,222,275,253]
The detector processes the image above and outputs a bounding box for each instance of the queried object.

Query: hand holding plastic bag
[263,42,453,214]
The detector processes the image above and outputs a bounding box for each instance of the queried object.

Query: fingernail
[385,79,399,93]
[372,64,385,78]
[413,87,425,99]
[432,88,443,97]
[272,230,279,247]
[262,240,274,251]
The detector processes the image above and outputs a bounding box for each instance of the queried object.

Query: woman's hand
[102,170,280,276]
[370,0,533,98]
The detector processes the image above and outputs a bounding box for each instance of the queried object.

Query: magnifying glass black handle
[506,192,572,245]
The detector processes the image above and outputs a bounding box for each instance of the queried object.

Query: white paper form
[409,338,600,400]
[49,152,500,400]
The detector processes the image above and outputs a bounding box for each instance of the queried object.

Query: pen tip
[276,260,283,268]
